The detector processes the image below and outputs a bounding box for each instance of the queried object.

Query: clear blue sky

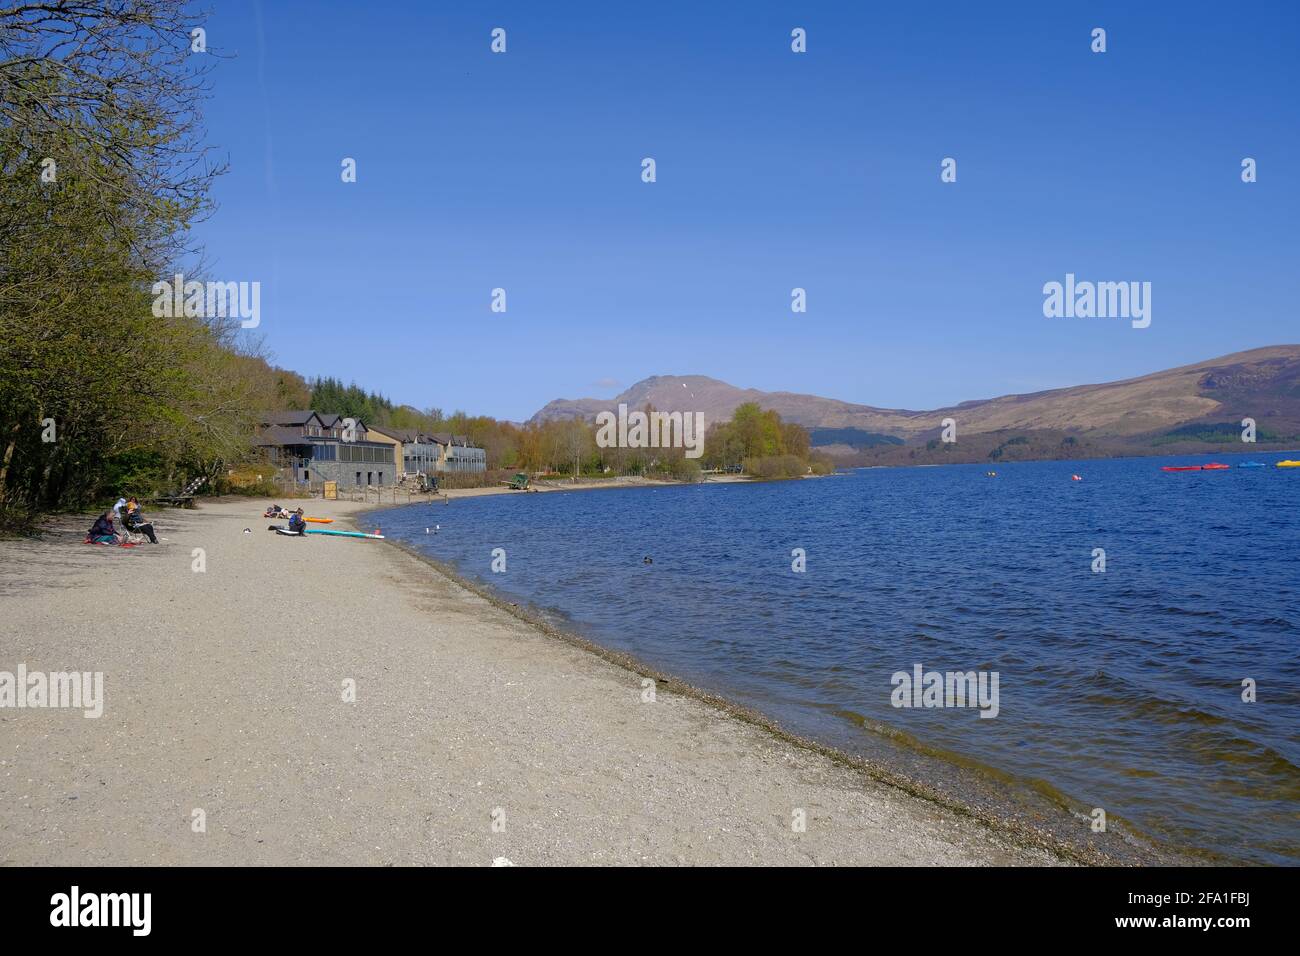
[196,1,1298,421]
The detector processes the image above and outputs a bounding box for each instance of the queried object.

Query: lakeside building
[255,411,401,488]
[367,427,488,477]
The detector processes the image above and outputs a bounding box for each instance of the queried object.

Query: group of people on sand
[265,504,307,534]
[86,495,158,546]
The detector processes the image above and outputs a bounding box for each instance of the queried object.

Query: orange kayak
[305,517,334,524]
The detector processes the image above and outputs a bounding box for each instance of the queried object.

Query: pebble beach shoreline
[0,496,1073,866]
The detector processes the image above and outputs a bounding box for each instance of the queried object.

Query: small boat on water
[1161,465,1202,471]
[1237,462,1267,468]
[1070,474,1082,481]
[1277,460,1300,468]
[1202,463,1230,470]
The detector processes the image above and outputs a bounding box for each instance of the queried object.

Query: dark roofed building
[261,410,319,426]
[255,411,399,488]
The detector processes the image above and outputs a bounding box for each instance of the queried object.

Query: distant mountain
[529,346,1300,461]
[530,374,928,432]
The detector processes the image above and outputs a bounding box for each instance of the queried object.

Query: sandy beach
[0,496,1067,866]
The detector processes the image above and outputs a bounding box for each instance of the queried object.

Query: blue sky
[197,1,1298,420]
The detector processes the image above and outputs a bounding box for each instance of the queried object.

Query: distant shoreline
[840,446,1300,471]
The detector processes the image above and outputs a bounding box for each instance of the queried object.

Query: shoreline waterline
[1,496,1084,866]
[364,459,1297,865]
[357,498,1192,866]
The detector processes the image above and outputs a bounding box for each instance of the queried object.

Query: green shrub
[808,453,836,475]
[664,457,703,482]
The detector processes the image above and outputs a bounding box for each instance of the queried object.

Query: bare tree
[560,419,589,481]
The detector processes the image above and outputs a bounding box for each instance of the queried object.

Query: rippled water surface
[377,456,1300,863]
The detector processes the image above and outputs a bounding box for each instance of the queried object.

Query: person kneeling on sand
[125,497,158,544]
[86,512,121,545]
[287,508,307,534]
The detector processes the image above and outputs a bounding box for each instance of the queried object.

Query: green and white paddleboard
[304,528,385,539]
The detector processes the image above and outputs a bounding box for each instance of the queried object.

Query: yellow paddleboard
[1277,460,1300,468]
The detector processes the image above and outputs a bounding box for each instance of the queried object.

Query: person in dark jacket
[87,512,119,544]
[287,508,307,534]
[125,497,158,543]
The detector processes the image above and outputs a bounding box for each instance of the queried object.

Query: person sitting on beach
[264,504,286,518]
[125,497,158,544]
[87,512,120,545]
[287,508,307,534]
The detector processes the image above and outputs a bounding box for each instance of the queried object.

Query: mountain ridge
[529,346,1300,456]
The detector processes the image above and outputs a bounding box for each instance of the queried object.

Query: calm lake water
[376,455,1300,864]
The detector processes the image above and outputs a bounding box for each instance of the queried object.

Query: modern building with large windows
[367,427,488,477]
[255,411,402,488]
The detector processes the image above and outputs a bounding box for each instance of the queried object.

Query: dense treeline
[0,2,257,529]
[307,392,827,481]
[306,377,393,425]
[702,402,825,476]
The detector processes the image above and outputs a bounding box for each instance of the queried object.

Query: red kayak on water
[1162,465,1202,471]
[1202,462,1230,470]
